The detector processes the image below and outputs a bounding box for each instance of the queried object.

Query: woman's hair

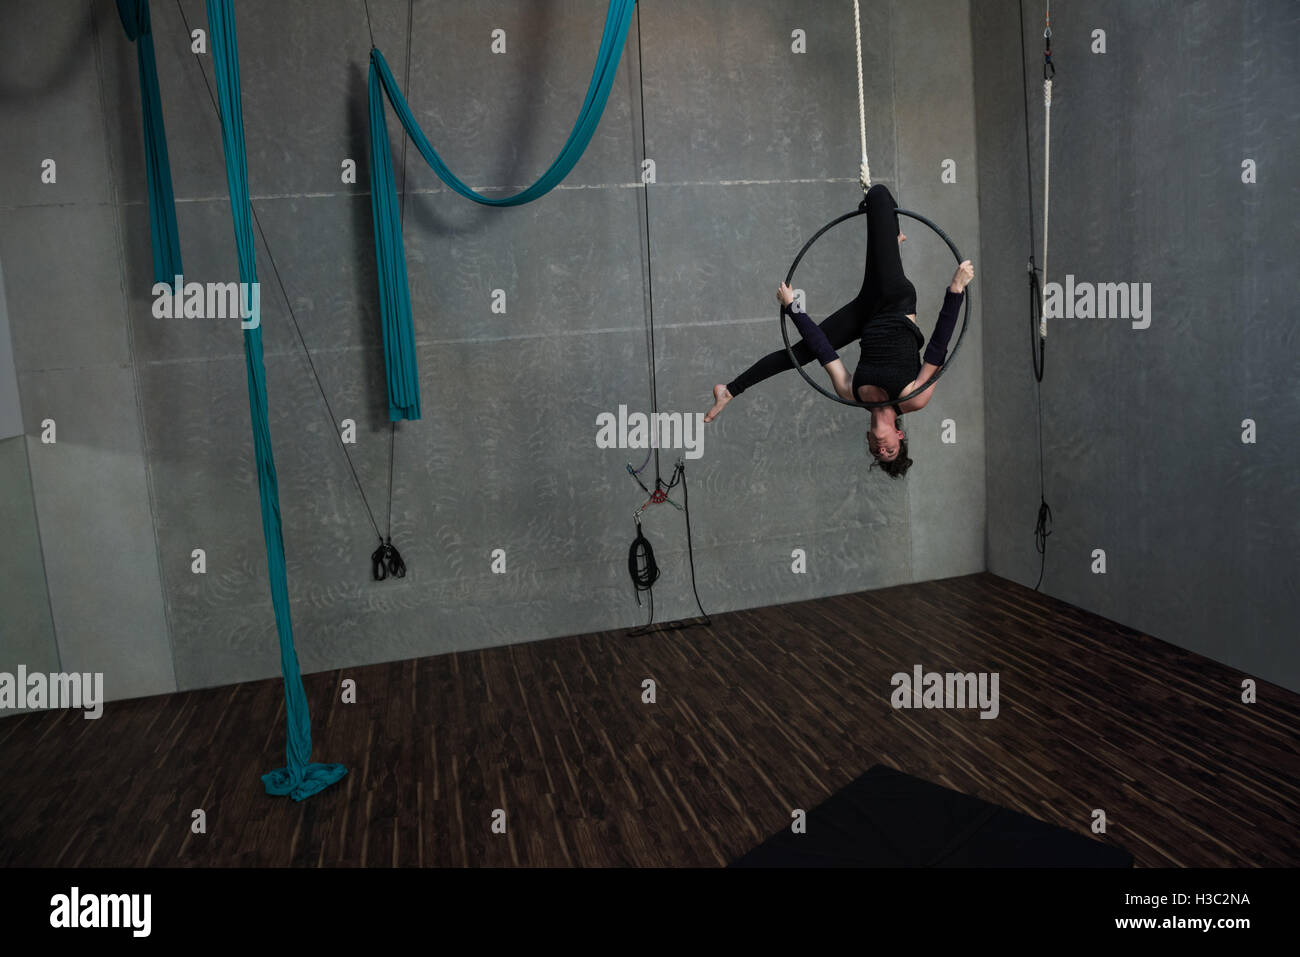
[867,416,913,479]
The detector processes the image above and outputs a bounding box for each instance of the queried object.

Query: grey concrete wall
[0,255,61,704]
[0,0,176,709]
[0,0,984,705]
[0,263,24,440]
[973,0,1300,691]
[0,427,60,693]
[0,432,60,705]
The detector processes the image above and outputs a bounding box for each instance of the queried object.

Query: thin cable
[1019,0,1052,590]
[250,205,385,539]
[363,0,376,49]
[1018,0,1036,261]
[1033,424,1051,591]
[626,460,710,637]
[633,1,661,482]
[398,0,414,234]
[179,0,384,545]
[637,583,654,632]
[382,0,416,544]
[627,10,711,634]
[1019,0,1046,381]
[679,462,711,626]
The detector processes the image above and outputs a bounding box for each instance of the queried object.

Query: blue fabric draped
[206,0,346,802]
[116,0,183,285]
[367,0,637,421]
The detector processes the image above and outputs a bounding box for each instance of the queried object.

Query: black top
[852,310,924,416]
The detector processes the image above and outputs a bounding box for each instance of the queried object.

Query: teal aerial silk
[206,0,346,801]
[116,0,183,285]
[367,0,637,420]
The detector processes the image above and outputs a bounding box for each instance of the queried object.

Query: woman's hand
[949,260,974,293]
[776,282,795,308]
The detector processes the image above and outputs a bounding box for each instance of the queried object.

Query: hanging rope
[625,459,711,635]
[1020,0,1053,592]
[1040,0,1053,337]
[1035,2,1054,588]
[853,0,870,192]
[618,3,707,634]
[632,1,664,485]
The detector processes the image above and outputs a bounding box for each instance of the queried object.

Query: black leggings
[726,184,914,397]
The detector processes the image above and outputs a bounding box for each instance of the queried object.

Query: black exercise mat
[731,764,1133,867]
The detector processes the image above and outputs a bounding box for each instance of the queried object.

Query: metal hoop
[780,204,972,410]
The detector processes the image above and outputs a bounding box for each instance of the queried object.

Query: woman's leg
[725,300,863,397]
[858,183,913,312]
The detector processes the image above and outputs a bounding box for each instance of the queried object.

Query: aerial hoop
[780,201,973,410]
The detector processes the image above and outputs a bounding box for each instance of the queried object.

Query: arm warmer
[785,302,839,366]
[922,289,965,367]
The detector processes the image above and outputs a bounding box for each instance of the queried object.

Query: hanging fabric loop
[366,1,636,422]
[116,0,183,285]
[206,0,346,802]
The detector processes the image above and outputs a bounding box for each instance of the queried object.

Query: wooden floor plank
[1,573,1296,867]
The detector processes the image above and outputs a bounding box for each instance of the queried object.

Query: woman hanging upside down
[705,184,974,478]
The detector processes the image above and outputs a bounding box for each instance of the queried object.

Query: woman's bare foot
[704,384,732,423]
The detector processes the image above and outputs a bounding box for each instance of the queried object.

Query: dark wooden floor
[2,573,1297,867]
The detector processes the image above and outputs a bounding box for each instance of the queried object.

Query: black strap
[1029,263,1045,382]
[1043,17,1055,79]
[371,538,406,581]
[1033,498,1053,589]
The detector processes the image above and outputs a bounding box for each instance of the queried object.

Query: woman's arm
[824,357,854,401]
[897,362,940,412]
[778,283,853,400]
[900,262,974,412]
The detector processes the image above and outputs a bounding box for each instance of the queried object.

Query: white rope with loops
[854,0,869,192]
[1041,77,1051,337]
[1040,0,1051,338]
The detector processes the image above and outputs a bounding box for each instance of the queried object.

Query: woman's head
[867,415,913,478]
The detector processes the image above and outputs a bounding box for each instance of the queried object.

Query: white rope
[853,0,869,191]
[1041,77,1051,338]
[1038,0,1052,338]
